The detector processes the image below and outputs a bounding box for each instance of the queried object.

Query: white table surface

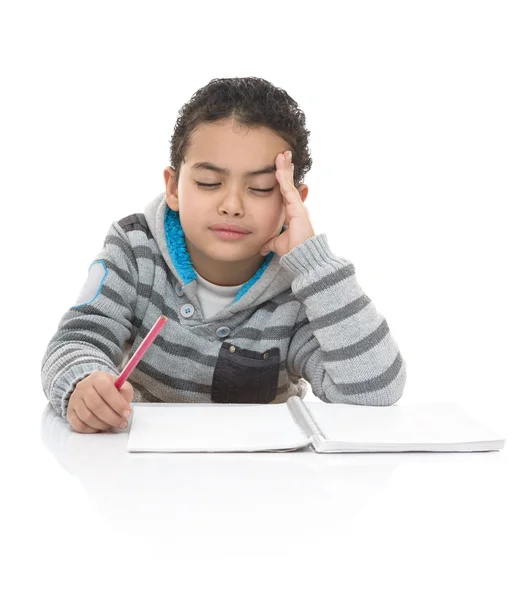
[3,392,524,600]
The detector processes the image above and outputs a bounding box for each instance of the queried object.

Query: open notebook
[126,396,505,453]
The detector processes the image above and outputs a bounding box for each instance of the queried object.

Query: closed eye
[196,182,275,193]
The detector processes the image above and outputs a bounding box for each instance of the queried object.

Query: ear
[297,184,309,203]
[163,167,180,211]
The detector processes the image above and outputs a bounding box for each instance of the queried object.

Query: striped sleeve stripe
[60,318,124,348]
[118,214,153,239]
[322,319,390,361]
[49,331,117,361]
[104,259,137,288]
[106,234,139,268]
[99,287,133,312]
[44,346,117,378]
[308,294,371,330]
[332,352,405,396]
[293,264,355,302]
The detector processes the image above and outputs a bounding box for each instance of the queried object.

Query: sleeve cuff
[279,233,350,278]
[53,361,119,420]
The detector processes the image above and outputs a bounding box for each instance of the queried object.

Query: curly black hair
[169,77,313,188]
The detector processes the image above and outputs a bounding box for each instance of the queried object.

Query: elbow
[379,354,407,406]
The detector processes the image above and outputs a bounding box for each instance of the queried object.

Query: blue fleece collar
[164,207,275,303]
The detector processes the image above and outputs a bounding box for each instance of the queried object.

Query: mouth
[209,224,252,241]
[209,228,251,241]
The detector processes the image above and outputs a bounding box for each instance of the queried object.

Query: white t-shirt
[195,272,245,320]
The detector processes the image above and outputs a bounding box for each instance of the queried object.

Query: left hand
[260,150,315,257]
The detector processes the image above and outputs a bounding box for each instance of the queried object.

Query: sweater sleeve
[280,233,407,406]
[41,221,139,420]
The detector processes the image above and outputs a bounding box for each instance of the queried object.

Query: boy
[41,76,407,433]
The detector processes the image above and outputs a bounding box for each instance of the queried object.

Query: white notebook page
[127,403,310,452]
[304,402,502,445]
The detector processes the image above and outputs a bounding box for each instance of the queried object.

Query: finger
[283,151,295,183]
[261,238,276,255]
[119,381,134,404]
[277,154,302,205]
[75,395,117,430]
[84,386,129,428]
[94,374,133,420]
[68,407,100,434]
[277,152,293,182]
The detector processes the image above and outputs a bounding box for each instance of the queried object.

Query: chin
[209,247,255,261]
[206,241,261,260]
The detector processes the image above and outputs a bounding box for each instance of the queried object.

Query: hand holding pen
[66,316,168,433]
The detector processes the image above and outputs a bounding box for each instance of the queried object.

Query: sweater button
[216,326,231,338]
[175,283,184,296]
[229,345,236,353]
[180,303,195,318]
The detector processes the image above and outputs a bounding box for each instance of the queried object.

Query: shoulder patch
[73,260,108,307]
[118,213,153,239]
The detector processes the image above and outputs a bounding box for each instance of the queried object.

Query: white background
[1,1,524,599]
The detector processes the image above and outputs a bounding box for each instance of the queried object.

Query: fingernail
[119,421,128,429]
[123,409,131,417]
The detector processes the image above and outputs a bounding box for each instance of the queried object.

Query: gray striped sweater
[41,192,407,420]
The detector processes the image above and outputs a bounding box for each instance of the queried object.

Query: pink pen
[114,315,168,390]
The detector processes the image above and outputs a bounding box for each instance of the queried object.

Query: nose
[217,184,245,217]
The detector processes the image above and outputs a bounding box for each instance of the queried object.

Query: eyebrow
[191,161,277,177]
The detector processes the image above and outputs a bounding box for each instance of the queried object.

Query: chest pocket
[211,342,280,404]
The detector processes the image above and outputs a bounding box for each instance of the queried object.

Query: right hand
[67,371,134,433]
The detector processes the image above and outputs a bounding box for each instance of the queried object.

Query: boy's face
[163,117,308,286]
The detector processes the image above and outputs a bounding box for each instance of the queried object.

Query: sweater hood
[143,192,296,316]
